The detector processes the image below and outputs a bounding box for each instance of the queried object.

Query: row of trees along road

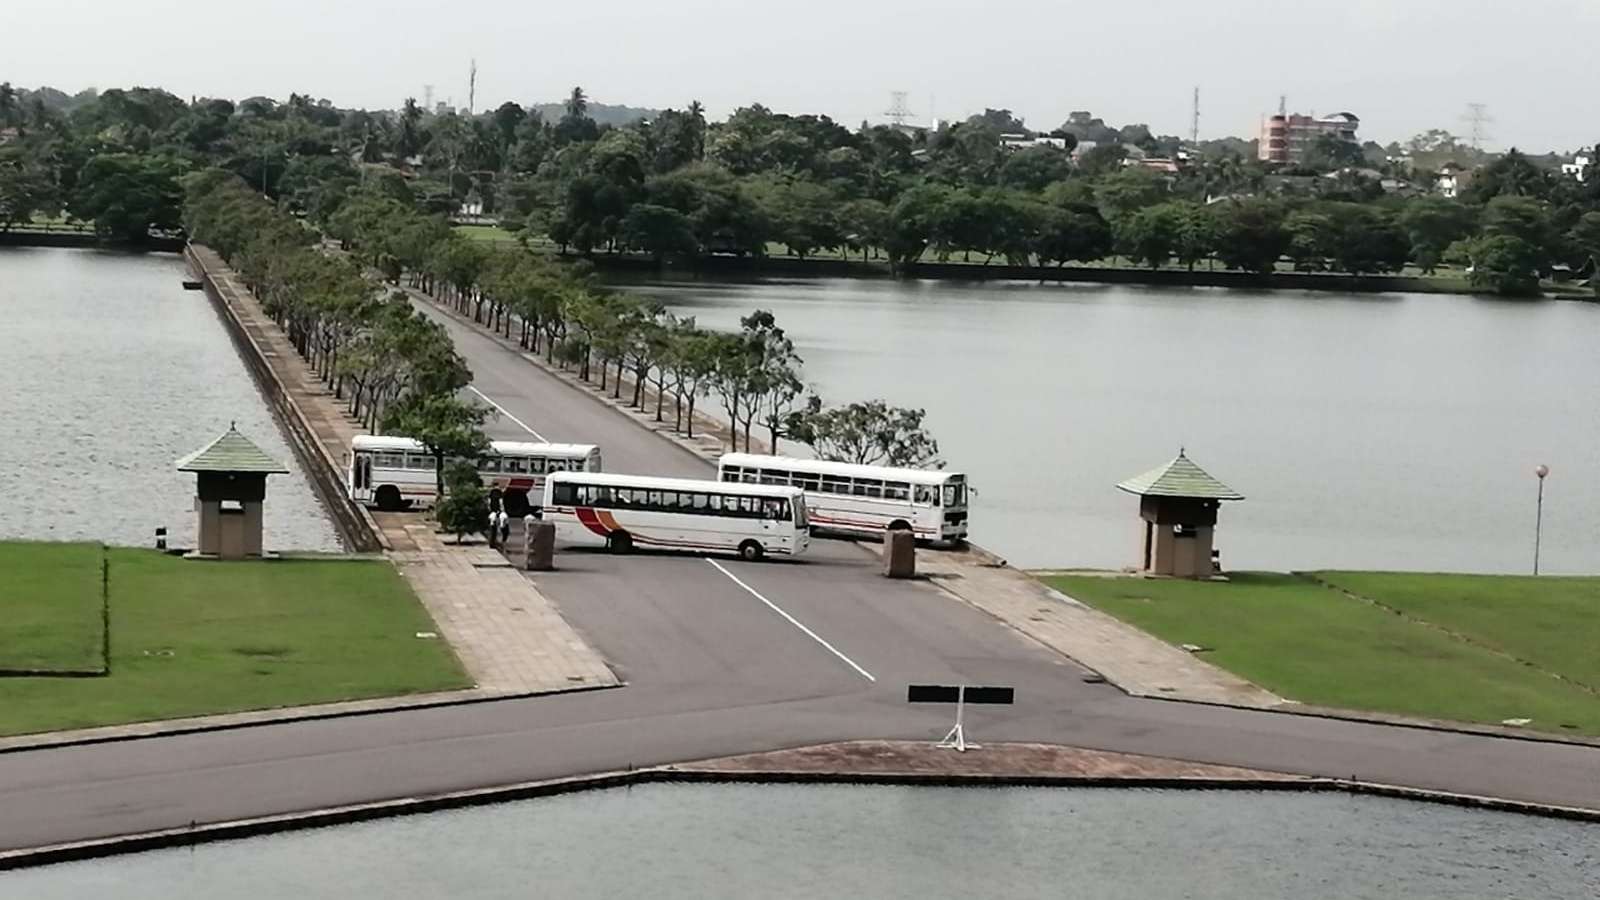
[9,82,1600,296]
[325,184,943,466]
[181,170,491,497]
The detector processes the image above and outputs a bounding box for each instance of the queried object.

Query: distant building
[999,133,1069,151]
[0,127,18,145]
[1561,154,1592,182]
[1258,112,1360,164]
[1436,162,1472,199]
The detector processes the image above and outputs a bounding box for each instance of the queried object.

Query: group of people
[485,493,542,551]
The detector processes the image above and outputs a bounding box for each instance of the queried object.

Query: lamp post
[1533,464,1549,575]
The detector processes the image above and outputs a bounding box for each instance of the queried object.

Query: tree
[0,148,58,232]
[1093,167,1166,226]
[70,153,184,242]
[787,398,942,468]
[382,392,491,497]
[1398,196,1476,274]
[1209,199,1289,274]
[1568,211,1600,296]
[1461,234,1542,297]
[1033,194,1113,267]
[998,145,1073,191]
[435,460,490,544]
[622,203,697,262]
[1119,203,1186,269]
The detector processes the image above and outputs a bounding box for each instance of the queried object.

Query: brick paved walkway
[192,245,617,697]
[919,548,1284,708]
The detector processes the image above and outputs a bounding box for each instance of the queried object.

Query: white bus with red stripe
[717,453,968,544]
[542,471,809,562]
[348,435,601,516]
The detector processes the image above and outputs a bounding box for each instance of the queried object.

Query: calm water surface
[0,248,341,551]
[638,277,1600,572]
[5,784,1595,899]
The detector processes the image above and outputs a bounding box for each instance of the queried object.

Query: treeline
[9,81,1600,296]
[325,188,942,466]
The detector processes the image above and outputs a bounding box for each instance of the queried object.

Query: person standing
[498,509,511,548]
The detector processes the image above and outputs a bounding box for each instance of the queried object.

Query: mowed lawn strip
[1044,572,1600,736]
[1313,571,1600,691]
[0,542,105,673]
[0,549,470,736]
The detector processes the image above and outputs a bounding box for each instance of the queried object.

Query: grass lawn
[1044,572,1600,736]
[0,548,469,736]
[0,542,105,674]
[455,223,521,244]
[1314,571,1600,690]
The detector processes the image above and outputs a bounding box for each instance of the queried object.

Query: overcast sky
[9,0,1598,151]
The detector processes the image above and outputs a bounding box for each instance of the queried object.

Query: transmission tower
[1278,94,1287,117]
[884,91,914,126]
[467,60,477,115]
[1190,86,1201,144]
[1462,102,1493,151]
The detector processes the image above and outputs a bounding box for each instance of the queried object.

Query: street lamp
[1533,464,1550,576]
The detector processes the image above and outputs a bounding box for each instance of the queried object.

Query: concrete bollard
[526,521,556,571]
[883,528,916,578]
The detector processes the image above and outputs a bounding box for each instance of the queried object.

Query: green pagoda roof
[176,424,289,474]
[1117,450,1243,501]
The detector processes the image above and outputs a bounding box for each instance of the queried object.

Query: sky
[9,0,1599,152]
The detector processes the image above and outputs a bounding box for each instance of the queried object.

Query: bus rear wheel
[738,540,765,562]
[375,485,403,512]
[503,490,530,518]
[607,531,634,554]
[887,519,913,533]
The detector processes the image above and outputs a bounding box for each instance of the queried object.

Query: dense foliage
[9,80,1600,296]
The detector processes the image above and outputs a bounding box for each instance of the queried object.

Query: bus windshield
[792,495,808,527]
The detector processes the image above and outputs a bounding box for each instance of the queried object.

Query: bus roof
[548,470,804,499]
[352,435,597,456]
[719,453,959,485]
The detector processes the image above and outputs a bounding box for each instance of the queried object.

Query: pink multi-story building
[1258,112,1360,164]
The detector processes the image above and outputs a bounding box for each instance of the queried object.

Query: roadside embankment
[186,244,382,553]
[4,738,1594,870]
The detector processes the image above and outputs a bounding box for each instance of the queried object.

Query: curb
[4,754,1596,870]
[0,681,622,756]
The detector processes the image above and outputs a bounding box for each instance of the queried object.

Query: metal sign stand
[937,685,976,752]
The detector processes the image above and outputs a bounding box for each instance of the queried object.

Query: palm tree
[0,82,17,128]
[566,87,588,121]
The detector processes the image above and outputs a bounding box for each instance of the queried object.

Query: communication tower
[885,91,914,127]
[467,59,477,115]
[1462,102,1493,150]
[1190,86,1201,144]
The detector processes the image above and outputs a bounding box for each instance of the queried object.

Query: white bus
[348,435,601,515]
[717,453,969,544]
[542,471,810,561]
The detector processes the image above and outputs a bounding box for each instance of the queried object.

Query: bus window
[763,499,788,520]
[405,454,433,471]
[759,469,788,486]
[480,456,502,473]
[504,457,527,474]
[720,467,741,482]
[548,459,567,472]
[942,483,965,507]
[552,482,577,505]
[377,453,406,469]
[690,493,711,511]
[821,476,850,495]
[884,482,910,501]
[854,480,883,498]
[914,485,935,506]
[798,476,821,491]
[708,494,725,512]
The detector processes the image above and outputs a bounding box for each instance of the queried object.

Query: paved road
[2,297,1598,855]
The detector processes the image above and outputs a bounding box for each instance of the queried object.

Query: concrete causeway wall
[184,244,383,553]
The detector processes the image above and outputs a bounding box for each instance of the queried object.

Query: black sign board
[906,685,1014,705]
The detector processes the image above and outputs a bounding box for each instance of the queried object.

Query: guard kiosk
[1117,450,1243,579]
[175,424,289,560]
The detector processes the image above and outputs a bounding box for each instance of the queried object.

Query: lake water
[0,247,342,552]
[5,783,1595,899]
[639,277,1600,573]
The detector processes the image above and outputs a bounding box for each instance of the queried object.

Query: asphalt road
[1,297,1597,854]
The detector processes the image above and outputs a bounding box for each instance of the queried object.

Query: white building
[1561,154,1591,182]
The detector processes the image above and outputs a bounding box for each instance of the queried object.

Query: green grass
[1043,572,1600,735]
[1314,572,1600,690]
[0,548,469,736]
[454,223,521,244]
[0,542,105,674]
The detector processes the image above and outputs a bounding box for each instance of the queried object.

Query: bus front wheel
[738,541,765,562]
[375,486,403,512]
[607,531,634,554]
